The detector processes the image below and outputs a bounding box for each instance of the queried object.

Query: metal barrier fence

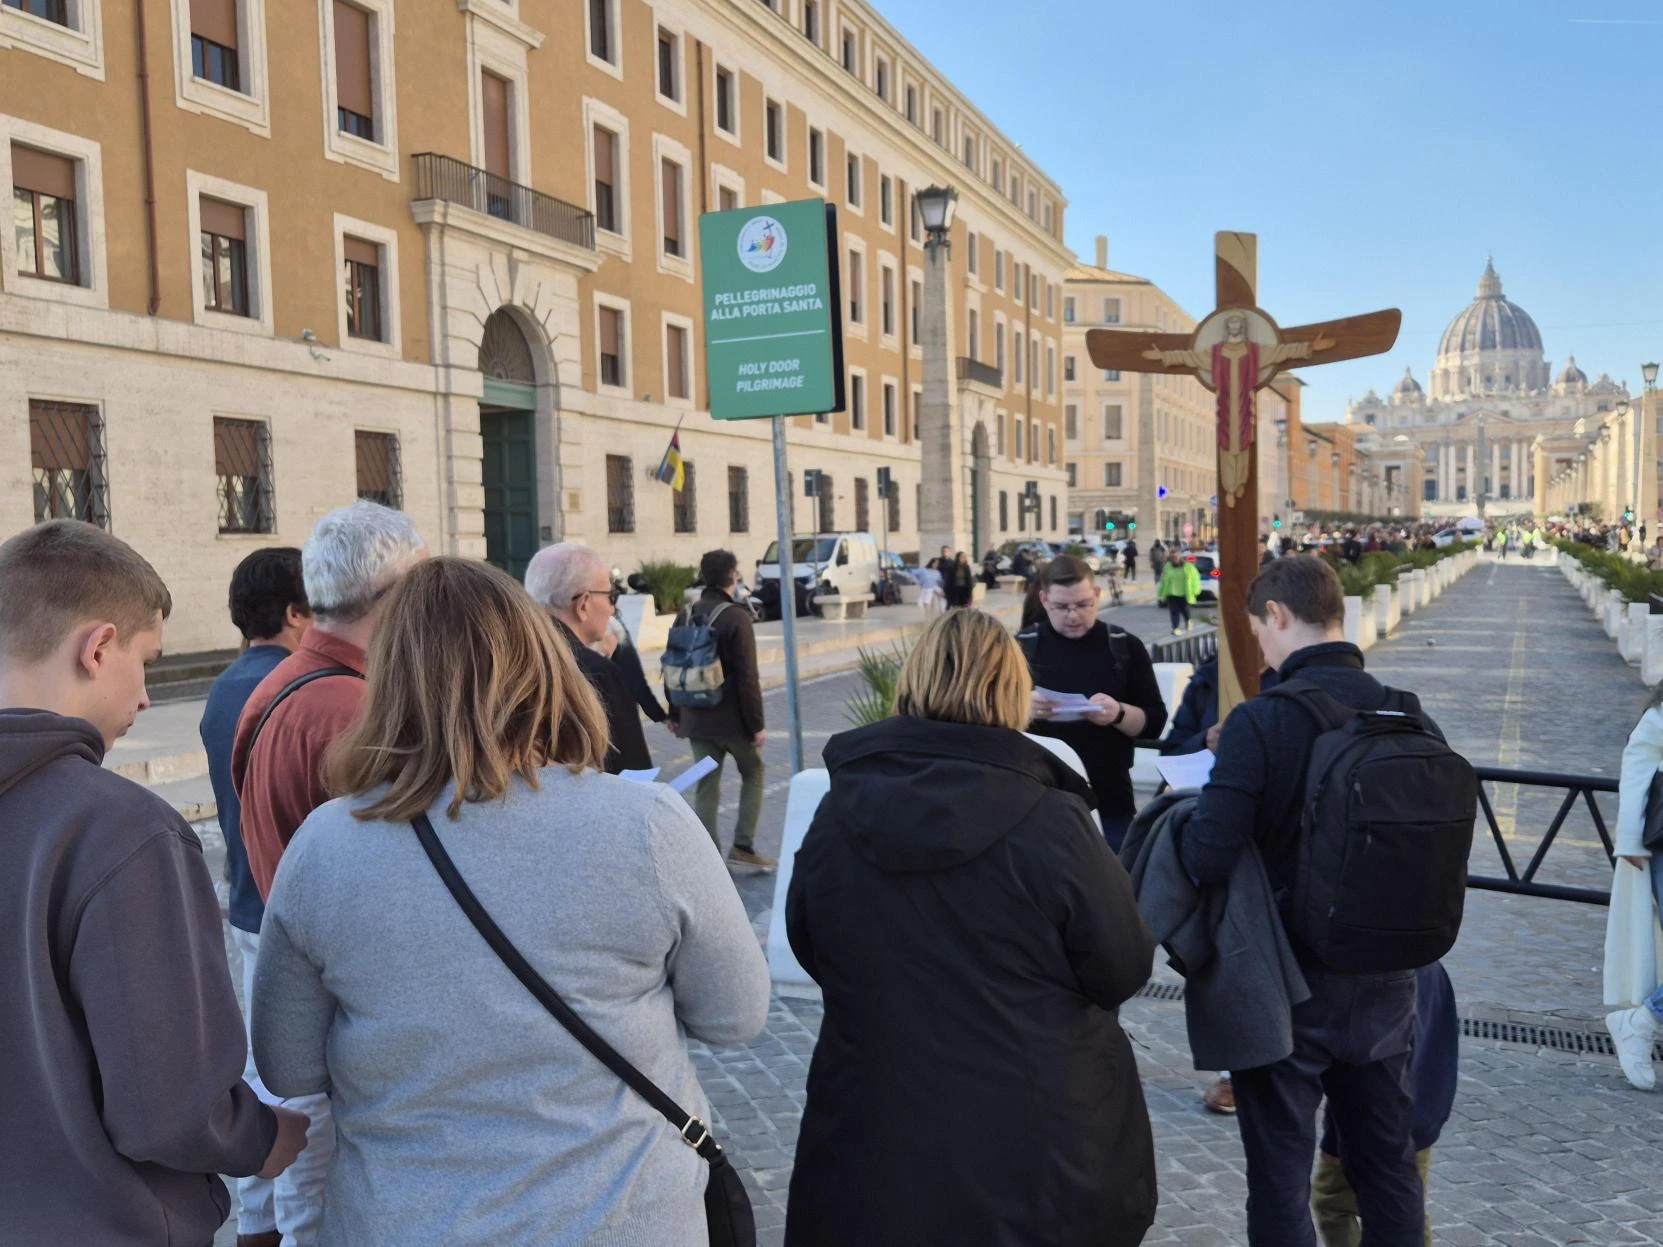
[1149,627,1219,666]
[1467,765,1616,905]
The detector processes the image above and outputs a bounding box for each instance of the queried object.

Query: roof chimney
[1095,235,1108,269]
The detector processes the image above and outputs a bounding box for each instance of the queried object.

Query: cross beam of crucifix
[1086,232,1401,716]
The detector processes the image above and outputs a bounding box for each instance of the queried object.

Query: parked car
[1431,529,1461,548]
[756,532,882,619]
[1184,551,1221,603]
[1052,541,1103,573]
[993,540,1054,575]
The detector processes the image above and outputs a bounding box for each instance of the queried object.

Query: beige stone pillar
[1642,392,1659,535]
[1534,443,1549,517]
[918,235,967,554]
[1462,443,1474,505]
[1490,440,1501,504]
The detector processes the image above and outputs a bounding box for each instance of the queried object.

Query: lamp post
[1274,413,1290,537]
[914,184,966,557]
[1617,396,1635,545]
[1642,362,1659,542]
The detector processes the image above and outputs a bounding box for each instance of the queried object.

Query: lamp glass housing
[915,184,958,235]
[1644,362,1660,387]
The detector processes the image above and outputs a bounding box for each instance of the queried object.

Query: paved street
[216,558,1663,1246]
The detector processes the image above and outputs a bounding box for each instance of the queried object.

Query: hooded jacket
[784,716,1157,1247]
[0,709,275,1246]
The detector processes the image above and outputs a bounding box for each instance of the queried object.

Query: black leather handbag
[1643,772,1663,850]
[411,813,756,1247]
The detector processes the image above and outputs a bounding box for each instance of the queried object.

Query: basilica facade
[1346,261,1629,517]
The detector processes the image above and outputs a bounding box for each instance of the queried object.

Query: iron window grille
[354,430,401,508]
[817,473,835,532]
[214,417,274,533]
[728,466,749,533]
[30,400,108,528]
[854,477,869,532]
[673,460,697,533]
[606,454,634,533]
[886,482,900,533]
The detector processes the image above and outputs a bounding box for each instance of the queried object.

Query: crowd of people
[6,501,1658,1247]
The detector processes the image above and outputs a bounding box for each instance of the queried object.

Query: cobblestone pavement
[220,559,1662,1245]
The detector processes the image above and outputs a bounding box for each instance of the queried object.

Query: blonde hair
[894,609,1032,731]
[326,557,609,821]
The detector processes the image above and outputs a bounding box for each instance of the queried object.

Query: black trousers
[1166,597,1190,629]
[1231,968,1422,1247]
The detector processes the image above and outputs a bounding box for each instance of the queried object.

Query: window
[904,84,916,124]
[1027,188,1036,218]
[342,235,381,340]
[656,27,680,102]
[1030,420,1039,462]
[850,372,865,430]
[1031,339,1040,386]
[931,107,943,145]
[1046,284,1054,319]
[966,231,977,275]
[1046,346,1055,394]
[910,389,919,440]
[807,127,825,187]
[1066,463,1076,488]
[1065,404,1077,439]
[1015,418,1024,460]
[333,1,374,139]
[840,27,855,72]
[714,66,736,135]
[764,98,783,164]
[854,476,870,532]
[874,58,888,101]
[605,454,634,533]
[6,0,69,25]
[214,416,273,533]
[199,196,249,316]
[991,155,1002,189]
[592,124,619,233]
[962,133,975,168]
[886,476,901,531]
[909,279,920,344]
[11,145,77,284]
[1046,426,1056,465]
[1014,331,1023,385]
[1063,296,1075,323]
[1105,462,1122,487]
[966,308,979,360]
[480,71,512,208]
[598,305,625,387]
[354,429,400,507]
[814,474,837,532]
[879,174,892,227]
[588,0,615,65]
[909,194,920,243]
[880,265,894,337]
[995,324,1005,373]
[1043,202,1053,233]
[30,400,107,527]
[717,184,738,212]
[999,490,1008,531]
[191,0,240,91]
[659,156,683,257]
[1102,369,1121,382]
[801,0,817,43]
[665,322,689,399]
[994,249,1004,291]
[673,460,696,533]
[1102,296,1120,324]
[846,247,862,323]
[1064,355,1076,383]
[728,465,749,532]
[845,152,861,207]
[1049,495,1056,531]
[882,381,896,436]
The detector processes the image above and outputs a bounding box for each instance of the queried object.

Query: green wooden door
[480,407,537,580]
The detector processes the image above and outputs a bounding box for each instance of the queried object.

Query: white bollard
[1343,596,1364,647]
[1375,582,1399,636]
[1411,569,1427,609]
[1398,574,1415,618]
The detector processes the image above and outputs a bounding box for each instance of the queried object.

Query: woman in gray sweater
[252,558,770,1247]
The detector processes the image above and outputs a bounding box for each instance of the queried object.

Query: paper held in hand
[1033,688,1098,723]
[620,756,720,794]
[1154,749,1216,792]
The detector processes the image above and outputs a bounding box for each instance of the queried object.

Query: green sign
[699,198,844,420]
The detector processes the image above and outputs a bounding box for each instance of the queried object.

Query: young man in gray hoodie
[0,521,307,1247]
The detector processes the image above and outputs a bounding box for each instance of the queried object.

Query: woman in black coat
[784,610,1158,1247]
[943,550,975,608]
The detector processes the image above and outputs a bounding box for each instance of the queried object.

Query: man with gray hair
[231,500,424,1247]
[525,543,651,774]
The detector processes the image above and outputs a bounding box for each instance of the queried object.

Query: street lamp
[915,184,964,557]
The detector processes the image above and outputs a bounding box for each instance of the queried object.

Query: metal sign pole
[772,416,805,774]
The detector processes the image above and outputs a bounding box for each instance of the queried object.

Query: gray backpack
[661,602,731,709]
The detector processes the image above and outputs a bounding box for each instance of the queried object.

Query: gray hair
[524,543,606,612]
[301,501,426,622]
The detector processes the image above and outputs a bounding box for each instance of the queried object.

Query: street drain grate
[1134,980,1663,1061]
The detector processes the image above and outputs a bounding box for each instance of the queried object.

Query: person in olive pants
[669,550,775,870]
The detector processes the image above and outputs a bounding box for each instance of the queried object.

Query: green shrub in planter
[845,644,906,727]
[636,560,698,615]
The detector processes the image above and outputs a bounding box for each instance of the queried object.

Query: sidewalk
[114,576,1157,821]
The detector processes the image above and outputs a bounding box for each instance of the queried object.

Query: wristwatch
[1112,704,1127,727]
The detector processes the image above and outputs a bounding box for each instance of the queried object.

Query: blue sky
[877,0,1663,420]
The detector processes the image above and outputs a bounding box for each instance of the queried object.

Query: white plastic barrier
[1130,661,1195,789]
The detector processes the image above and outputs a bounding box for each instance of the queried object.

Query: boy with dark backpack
[1179,555,1476,1247]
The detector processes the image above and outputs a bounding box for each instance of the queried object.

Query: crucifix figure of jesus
[1088,232,1400,716]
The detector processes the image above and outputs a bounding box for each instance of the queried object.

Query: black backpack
[1016,623,1132,671]
[1266,678,1477,975]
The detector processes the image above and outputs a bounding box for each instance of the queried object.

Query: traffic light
[1272,515,1282,529]
[1105,520,1117,531]
[1127,521,1137,531]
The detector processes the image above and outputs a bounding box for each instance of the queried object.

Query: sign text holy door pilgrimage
[1087,232,1400,713]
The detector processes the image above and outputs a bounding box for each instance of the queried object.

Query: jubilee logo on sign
[737,216,788,273]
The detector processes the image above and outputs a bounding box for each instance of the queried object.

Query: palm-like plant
[845,644,906,727]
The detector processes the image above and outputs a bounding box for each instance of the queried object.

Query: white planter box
[1344,595,1365,647]
[1622,602,1648,666]
[1644,615,1663,686]
[1605,590,1625,639]
[1411,569,1427,609]
[616,593,673,652]
[1374,582,1400,636]
[1398,575,1415,618]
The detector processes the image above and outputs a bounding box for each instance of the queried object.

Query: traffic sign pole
[771,416,804,775]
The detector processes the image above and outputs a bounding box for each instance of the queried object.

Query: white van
[756,532,882,619]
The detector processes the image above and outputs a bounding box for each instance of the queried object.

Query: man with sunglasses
[1018,554,1167,850]
[525,544,651,774]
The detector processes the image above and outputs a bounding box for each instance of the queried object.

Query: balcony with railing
[956,356,1002,390]
[411,153,595,251]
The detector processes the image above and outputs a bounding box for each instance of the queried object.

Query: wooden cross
[1087,232,1400,716]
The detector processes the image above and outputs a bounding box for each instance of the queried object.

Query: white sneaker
[1606,1007,1658,1090]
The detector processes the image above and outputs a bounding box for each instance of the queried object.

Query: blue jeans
[1232,968,1422,1247]
[1647,849,1663,1024]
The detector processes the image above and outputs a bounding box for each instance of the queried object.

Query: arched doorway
[971,421,991,557]
[478,310,539,579]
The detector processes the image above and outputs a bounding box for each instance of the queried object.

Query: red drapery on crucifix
[1211,341,1259,452]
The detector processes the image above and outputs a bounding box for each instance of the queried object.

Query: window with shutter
[598,307,624,387]
[343,236,382,340]
[334,1,374,139]
[199,197,249,316]
[190,0,241,89]
[11,145,78,284]
[728,466,749,533]
[214,417,273,532]
[30,400,108,527]
[592,125,618,233]
[666,323,688,399]
[660,157,682,257]
[481,71,511,180]
[605,454,634,532]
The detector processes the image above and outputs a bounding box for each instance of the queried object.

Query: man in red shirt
[232,500,425,1245]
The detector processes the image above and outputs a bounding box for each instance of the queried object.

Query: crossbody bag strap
[246,666,361,758]
[409,812,723,1162]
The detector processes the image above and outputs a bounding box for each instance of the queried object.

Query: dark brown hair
[1038,554,1094,591]
[1246,554,1345,627]
[0,521,172,662]
[326,557,608,820]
